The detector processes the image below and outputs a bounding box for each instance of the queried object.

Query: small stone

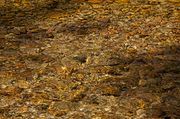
[0,97,16,108]
[104,107,111,112]
[48,101,76,116]
[16,12,25,17]
[0,84,7,89]
[136,109,146,116]
[116,0,129,3]
[138,79,147,86]
[17,106,28,113]
[136,109,147,119]
[0,86,17,95]
[45,32,54,38]
[73,55,87,64]
[16,80,30,89]
[161,82,174,90]
[4,33,16,39]
[0,0,5,6]
[167,0,180,2]
[147,78,161,85]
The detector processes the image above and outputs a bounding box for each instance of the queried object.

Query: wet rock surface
[0,0,180,118]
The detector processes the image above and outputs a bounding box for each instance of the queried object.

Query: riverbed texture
[0,0,180,119]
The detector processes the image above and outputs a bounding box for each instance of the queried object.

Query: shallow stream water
[0,0,180,118]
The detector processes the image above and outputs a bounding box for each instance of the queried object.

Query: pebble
[136,109,146,116]
[4,33,16,39]
[136,109,147,119]
[73,55,87,64]
[0,0,5,6]
[138,79,147,86]
[0,84,7,89]
[15,80,30,89]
